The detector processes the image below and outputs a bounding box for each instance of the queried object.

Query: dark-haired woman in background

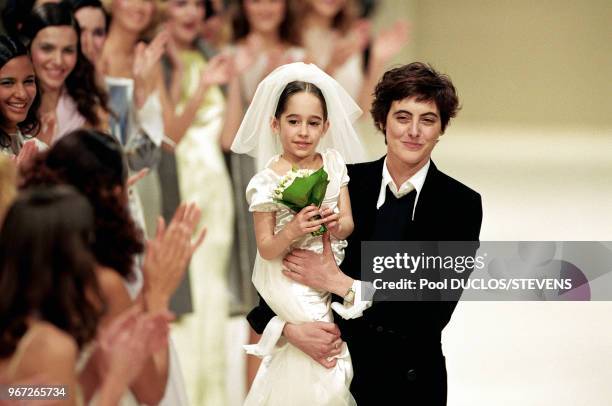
[23,129,201,405]
[66,0,108,66]
[0,35,46,161]
[20,2,110,144]
[0,185,175,405]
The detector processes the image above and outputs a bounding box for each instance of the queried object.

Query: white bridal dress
[243,149,361,406]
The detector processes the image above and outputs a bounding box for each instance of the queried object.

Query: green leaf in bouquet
[281,168,328,208]
[308,168,329,206]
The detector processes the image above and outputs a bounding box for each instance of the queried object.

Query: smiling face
[166,0,205,47]
[244,0,285,35]
[30,26,78,92]
[385,96,442,170]
[0,56,37,133]
[272,91,329,163]
[75,6,107,64]
[111,0,155,35]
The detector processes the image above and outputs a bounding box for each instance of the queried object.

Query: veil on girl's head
[231,62,367,171]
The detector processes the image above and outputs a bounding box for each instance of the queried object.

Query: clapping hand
[133,30,169,109]
[97,305,174,387]
[12,140,38,172]
[199,53,233,90]
[325,19,371,74]
[142,202,206,311]
[371,20,410,67]
[38,111,57,146]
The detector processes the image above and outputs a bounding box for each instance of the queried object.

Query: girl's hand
[320,207,341,237]
[284,205,328,240]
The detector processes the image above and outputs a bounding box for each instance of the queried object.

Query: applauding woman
[21,2,110,144]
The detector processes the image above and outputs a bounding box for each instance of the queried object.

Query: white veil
[231,62,367,171]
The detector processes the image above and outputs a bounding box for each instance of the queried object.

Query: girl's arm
[254,206,328,260]
[321,186,354,240]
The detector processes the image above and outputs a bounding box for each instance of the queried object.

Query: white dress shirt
[376,158,431,220]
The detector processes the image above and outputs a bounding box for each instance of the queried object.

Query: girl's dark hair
[232,0,299,45]
[0,35,41,150]
[0,185,104,357]
[371,62,460,134]
[21,2,109,127]
[274,81,328,120]
[22,129,144,280]
[1,0,37,37]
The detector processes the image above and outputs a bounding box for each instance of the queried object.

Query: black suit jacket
[248,157,483,405]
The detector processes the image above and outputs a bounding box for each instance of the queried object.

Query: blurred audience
[22,129,204,405]
[158,1,234,404]
[0,185,172,405]
[0,0,410,404]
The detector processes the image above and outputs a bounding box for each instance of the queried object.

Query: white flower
[272,167,315,200]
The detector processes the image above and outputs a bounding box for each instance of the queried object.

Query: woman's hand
[371,20,409,68]
[142,202,206,311]
[325,20,370,75]
[95,306,173,400]
[283,205,328,240]
[133,30,169,109]
[13,140,39,172]
[198,53,233,90]
[38,111,57,146]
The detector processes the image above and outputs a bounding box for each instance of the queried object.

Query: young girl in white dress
[232,62,368,406]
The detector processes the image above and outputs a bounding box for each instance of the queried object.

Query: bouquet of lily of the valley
[272,167,330,236]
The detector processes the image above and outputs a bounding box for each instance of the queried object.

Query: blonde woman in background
[297,0,408,114]
[159,0,235,405]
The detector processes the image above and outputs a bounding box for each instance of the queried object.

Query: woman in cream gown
[168,48,234,406]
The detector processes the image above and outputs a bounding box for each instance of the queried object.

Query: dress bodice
[247,149,350,264]
[245,149,349,323]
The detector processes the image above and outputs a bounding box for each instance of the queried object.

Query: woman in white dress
[159,1,235,404]
[232,63,369,405]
